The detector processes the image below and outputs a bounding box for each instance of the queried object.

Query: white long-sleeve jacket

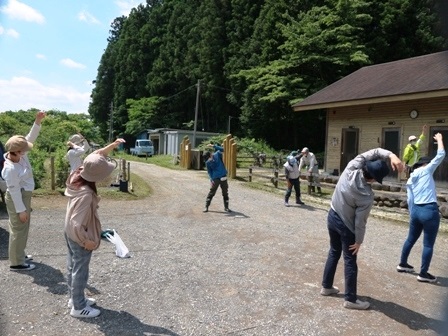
[66,141,90,172]
[1,123,41,213]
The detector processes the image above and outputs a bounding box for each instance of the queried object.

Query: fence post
[307,173,313,195]
[249,167,252,182]
[50,156,55,191]
[274,169,278,188]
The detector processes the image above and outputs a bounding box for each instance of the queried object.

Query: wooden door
[382,128,400,179]
[340,128,359,173]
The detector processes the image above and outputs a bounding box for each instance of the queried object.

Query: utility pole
[108,102,113,143]
[192,79,200,148]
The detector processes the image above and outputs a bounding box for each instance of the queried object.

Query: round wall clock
[409,109,419,119]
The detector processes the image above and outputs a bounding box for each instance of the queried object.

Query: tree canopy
[86,0,446,151]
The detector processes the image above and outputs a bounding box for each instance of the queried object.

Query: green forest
[88,0,448,152]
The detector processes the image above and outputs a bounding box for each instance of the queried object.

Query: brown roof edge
[292,89,448,112]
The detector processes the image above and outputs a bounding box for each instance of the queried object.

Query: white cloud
[0,0,45,24]
[36,54,46,60]
[115,0,145,16]
[0,25,19,38]
[0,76,90,114]
[78,10,100,25]
[60,58,86,69]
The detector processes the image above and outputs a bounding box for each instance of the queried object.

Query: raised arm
[96,138,125,157]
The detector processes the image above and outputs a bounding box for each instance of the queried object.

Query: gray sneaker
[343,299,370,310]
[68,297,96,309]
[320,286,339,296]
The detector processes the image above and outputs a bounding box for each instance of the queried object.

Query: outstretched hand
[112,138,125,148]
[389,154,404,172]
[35,111,46,125]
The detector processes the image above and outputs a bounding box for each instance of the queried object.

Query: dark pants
[285,178,301,202]
[322,209,358,303]
[399,202,440,274]
[206,178,229,203]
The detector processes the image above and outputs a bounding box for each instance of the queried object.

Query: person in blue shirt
[203,143,230,213]
[397,132,445,283]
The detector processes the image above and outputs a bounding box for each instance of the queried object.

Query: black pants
[206,178,229,202]
[285,178,301,202]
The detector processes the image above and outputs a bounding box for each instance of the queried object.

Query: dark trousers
[399,202,440,274]
[206,178,229,202]
[322,209,358,303]
[285,178,301,202]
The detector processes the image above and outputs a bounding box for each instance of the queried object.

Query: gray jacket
[330,148,392,244]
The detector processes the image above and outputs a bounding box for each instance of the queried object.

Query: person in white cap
[64,138,125,318]
[298,147,321,194]
[2,111,46,271]
[66,134,90,172]
[403,125,427,178]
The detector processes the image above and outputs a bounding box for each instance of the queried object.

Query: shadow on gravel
[19,262,91,296]
[207,210,250,218]
[0,226,8,260]
[368,297,445,334]
[435,276,448,288]
[82,308,180,336]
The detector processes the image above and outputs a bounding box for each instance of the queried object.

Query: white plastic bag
[105,229,130,258]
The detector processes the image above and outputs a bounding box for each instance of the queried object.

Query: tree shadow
[82,308,181,336]
[368,296,445,334]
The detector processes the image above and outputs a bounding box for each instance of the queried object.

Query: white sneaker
[70,305,101,318]
[343,299,370,310]
[320,286,339,296]
[68,297,96,309]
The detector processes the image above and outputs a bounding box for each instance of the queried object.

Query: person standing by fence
[2,110,46,271]
[283,152,304,206]
[202,143,231,213]
[298,147,321,194]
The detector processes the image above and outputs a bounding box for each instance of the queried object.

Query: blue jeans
[399,202,440,274]
[322,209,358,302]
[65,233,92,310]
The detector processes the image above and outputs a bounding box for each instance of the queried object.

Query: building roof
[293,50,448,111]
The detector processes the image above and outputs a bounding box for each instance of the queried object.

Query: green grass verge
[33,172,151,201]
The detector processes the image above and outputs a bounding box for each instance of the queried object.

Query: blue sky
[0,0,145,114]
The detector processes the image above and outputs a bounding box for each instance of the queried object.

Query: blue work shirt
[407,149,446,212]
[206,145,227,180]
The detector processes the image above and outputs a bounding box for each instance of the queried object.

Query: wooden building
[293,50,448,186]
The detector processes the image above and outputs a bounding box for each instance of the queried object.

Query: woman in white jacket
[66,134,90,172]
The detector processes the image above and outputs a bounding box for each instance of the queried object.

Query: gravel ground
[0,162,447,336]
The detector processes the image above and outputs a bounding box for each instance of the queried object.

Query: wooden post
[274,170,278,188]
[249,167,252,182]
[122,159,127,181]
[50,156,55,191]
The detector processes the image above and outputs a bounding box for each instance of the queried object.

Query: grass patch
[33,172,151,201]
[115,154,183,170]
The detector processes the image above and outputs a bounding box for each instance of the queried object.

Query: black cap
[365,159,389,184]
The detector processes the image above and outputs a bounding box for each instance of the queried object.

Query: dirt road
[0,162,447,335]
